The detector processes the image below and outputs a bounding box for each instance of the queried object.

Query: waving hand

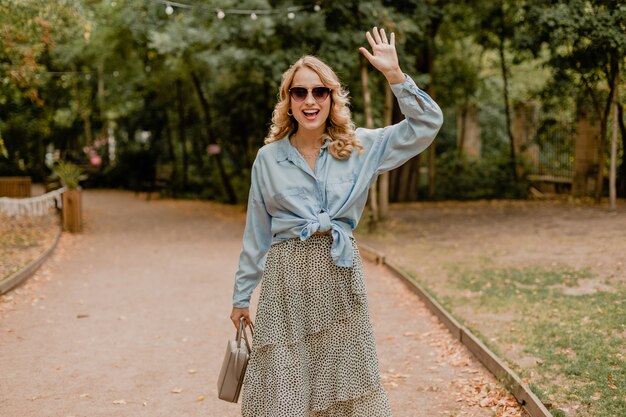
[359,27,405,84]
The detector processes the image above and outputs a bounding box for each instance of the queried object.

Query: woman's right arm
[230,157,272,329]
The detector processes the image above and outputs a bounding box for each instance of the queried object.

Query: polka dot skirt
[241,235,393,417]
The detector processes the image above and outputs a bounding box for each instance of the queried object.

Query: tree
[521,0,626,202]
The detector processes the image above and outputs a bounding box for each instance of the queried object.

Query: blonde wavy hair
[264,55,363,159]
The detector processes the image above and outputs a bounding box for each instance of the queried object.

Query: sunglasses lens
[312,87,330,102]
[289,87,331,103]
[290,87,308,102]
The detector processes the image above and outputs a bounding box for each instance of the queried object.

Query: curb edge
[358,242,553,417]
[0,223,63,295]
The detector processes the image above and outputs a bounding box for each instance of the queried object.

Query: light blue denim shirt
[232,74,443,308]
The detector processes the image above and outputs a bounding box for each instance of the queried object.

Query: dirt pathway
[0,190,521,417]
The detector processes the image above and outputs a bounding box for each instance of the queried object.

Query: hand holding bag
[217,317,254,403]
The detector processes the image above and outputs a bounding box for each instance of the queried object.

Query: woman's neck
[293,127,325,150]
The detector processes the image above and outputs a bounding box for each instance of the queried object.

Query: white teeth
[304,110,318,114]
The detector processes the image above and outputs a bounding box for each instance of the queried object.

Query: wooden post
[62,189,82,233]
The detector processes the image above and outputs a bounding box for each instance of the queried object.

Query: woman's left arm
[359,27,444,174]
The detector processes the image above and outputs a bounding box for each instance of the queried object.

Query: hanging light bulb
[250,12,258,20]
[165,3,174,15]
[314,5,321,12]
[287,12,295,19]
[217,10,225,19]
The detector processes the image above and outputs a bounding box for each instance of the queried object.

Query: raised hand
[359,27,405,84]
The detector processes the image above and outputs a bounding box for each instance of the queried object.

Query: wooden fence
[0,176,31,198]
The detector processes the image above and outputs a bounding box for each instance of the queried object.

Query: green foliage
[0,135,7,158]
[434,150,528,199]
[51,160,86,189]
[1,0,624,200]
[0,157,23,176]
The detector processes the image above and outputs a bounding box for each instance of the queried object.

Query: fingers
[380,28,388,44]
[372,26,383,44]
[230,308,252,329]
[365,30,376,50]
[365,27,393,47]
[359,46,374,62]
[231,315,249,329]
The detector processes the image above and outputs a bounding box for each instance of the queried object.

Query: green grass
[441,263,626,417]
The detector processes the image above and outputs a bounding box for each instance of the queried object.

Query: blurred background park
[0,1,625,417]
[0,0,624,204]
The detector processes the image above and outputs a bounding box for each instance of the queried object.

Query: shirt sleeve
[370,74,443,175]
[232,158,272,308]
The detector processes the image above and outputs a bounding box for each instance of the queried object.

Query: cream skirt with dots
[241,235,393,417]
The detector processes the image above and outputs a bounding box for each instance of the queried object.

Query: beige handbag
[217,317,254,403]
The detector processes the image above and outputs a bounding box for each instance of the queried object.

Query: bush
[434,150,528,200]
[0,158,25,176]
[104,147,157,190]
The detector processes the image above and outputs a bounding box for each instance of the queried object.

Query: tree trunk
[189,70,237,204]
[71,64,92,146]
[572,103,600,197]
[164,111,177,163]
[594,114,608,203]
[609,68,619,210]
[498,31,517,182]
[426,23,438,199]
[457,102,468,157]
[397,159,411,201]
[97,60,110,166]
[163,111,178,196]
[97,60,105,133]
[595,55,619,203]
[378,84,393,220]
[360,57,378,223]
[176,80,189,189]
[618,103,626,197]
[408,156,421,199]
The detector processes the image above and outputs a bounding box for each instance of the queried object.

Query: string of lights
[11,70,123,80]
[8,2,323,79]
[154,0,322,19]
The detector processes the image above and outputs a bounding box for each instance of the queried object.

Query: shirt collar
[275,134,331,162]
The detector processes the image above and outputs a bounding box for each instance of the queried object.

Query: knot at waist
[316,211,332,232]
[299,213,354,268]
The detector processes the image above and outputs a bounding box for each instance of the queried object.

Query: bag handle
[236,317,254,352]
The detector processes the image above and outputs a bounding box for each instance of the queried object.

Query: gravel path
[0,190,522,417]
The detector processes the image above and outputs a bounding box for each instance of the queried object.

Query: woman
[230,27,443,417]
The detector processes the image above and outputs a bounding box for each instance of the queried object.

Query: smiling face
[290,67,331,137]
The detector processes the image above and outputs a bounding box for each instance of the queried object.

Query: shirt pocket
[273,186,309,212]
[325,172,356,206]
